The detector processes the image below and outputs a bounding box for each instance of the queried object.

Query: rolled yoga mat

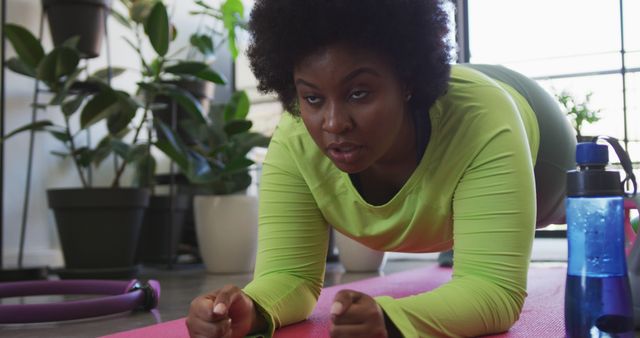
[102,265,566,338]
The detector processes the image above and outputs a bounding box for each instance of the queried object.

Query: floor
[0,239,568,338]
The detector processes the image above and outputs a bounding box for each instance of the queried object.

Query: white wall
[1,0,273,269]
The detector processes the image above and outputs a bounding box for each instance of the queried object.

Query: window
[465,0,639,234]
[466,0,638,161]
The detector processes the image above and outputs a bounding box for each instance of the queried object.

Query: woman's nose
[322,102,353,134]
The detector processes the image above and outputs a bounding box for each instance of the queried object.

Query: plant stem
[110,22,160,188]
[111,101,151,188]
[64,116,89,188]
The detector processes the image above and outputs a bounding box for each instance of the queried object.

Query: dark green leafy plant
[2,24,141,188]
[555,90,602,140]
[107,0,231,188]
[156,90,270,195]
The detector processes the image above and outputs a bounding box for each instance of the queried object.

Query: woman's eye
[350,90,369,100]
[304,95,322,105]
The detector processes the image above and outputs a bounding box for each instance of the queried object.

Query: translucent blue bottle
[565,142,635,337]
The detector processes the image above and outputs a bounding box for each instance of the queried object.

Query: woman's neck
[352,110,425,205]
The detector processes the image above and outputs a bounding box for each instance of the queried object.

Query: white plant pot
[334,230,386,272]
[194,194,258,274]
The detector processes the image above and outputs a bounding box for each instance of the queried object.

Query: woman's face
[293,43,414,174]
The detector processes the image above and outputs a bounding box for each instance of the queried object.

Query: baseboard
[2,249,64,269]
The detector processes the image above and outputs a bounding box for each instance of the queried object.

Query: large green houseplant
[3,23,150,278]
[111,0,244,264]
[156,90,270,273]
[555,90,602,142]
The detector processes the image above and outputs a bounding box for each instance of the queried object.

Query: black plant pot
[137,194,191,264]
[577,135,597,143]
[153,79,215,145]
[47,188,150,279]
[42,0,112,58]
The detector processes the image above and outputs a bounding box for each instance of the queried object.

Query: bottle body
[565,196,634,337]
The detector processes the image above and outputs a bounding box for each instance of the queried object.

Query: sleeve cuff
[375,296,418,338]
[243,292,276,338]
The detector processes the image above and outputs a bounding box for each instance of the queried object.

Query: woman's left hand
[329,289,388,338]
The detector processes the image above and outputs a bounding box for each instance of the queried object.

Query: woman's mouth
[326,142,363,164]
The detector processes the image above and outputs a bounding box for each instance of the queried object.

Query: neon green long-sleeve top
[243,65,540,337]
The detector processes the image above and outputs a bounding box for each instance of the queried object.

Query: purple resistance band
[0,279,160,323]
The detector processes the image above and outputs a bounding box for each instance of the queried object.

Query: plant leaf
[80,90,121,129]
[154,121,190,170]
[163,85,207,124]
[144,1,170,56]
[232,132,270,156]
[165,61,207,74]
[49,129,71,142]
[50,68,85,106]
[4,24,45,69]
[194,67,227,85]
[92,136,113,167]
[222,156,253,174]
[170,23,178,42]
[221,0,244,59]
[178,119,209,144]
[36,47,80,87]
[107,91,139,134]
[223,120,252,136]
[110,138,131,160]
[165,61,226,84]
[133,151,156,188]
[189,33,214,58]
[62,36,81,49]
[110,8,132,29]
[194,0,215,10]
[6,57,36,78]
[73,147,94,168]
[91,67,127,82]
[61,94,86,116]
[51,150,70,158]
[2,120,54,140]
[127,144,150,163]
[223,90,250,121]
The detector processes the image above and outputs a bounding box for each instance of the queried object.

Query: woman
[186,1,576,337]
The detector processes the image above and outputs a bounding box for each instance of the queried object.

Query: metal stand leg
[17,12,45,269]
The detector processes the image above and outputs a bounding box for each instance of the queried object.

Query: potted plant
[3,24,151,278]
[156,90,270,273]
[42,0,113,58]
[333,230,387,272]
[555,90,602,142]
[111,0,233,265]
[151,0,246,146]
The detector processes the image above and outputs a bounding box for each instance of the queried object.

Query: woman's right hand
[186,284,261,338]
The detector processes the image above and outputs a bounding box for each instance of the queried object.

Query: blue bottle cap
[576,142,608,166]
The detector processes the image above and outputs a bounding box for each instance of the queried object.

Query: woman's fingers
[186,287,240,338]
[186,316,232,338]
[332,290,374,324]
[331,289,361,316]
[330,290,388,338]
[211,285,243,318]
[189,295,216,320]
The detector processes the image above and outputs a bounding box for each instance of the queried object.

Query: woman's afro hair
[247,0,453,115]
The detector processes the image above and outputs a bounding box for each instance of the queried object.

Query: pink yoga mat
[102,265,566,338]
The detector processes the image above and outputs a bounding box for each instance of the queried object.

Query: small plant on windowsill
[555,90,602,142]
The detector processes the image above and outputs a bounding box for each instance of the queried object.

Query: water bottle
[629,225,640,329]
[565,141,635,337]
